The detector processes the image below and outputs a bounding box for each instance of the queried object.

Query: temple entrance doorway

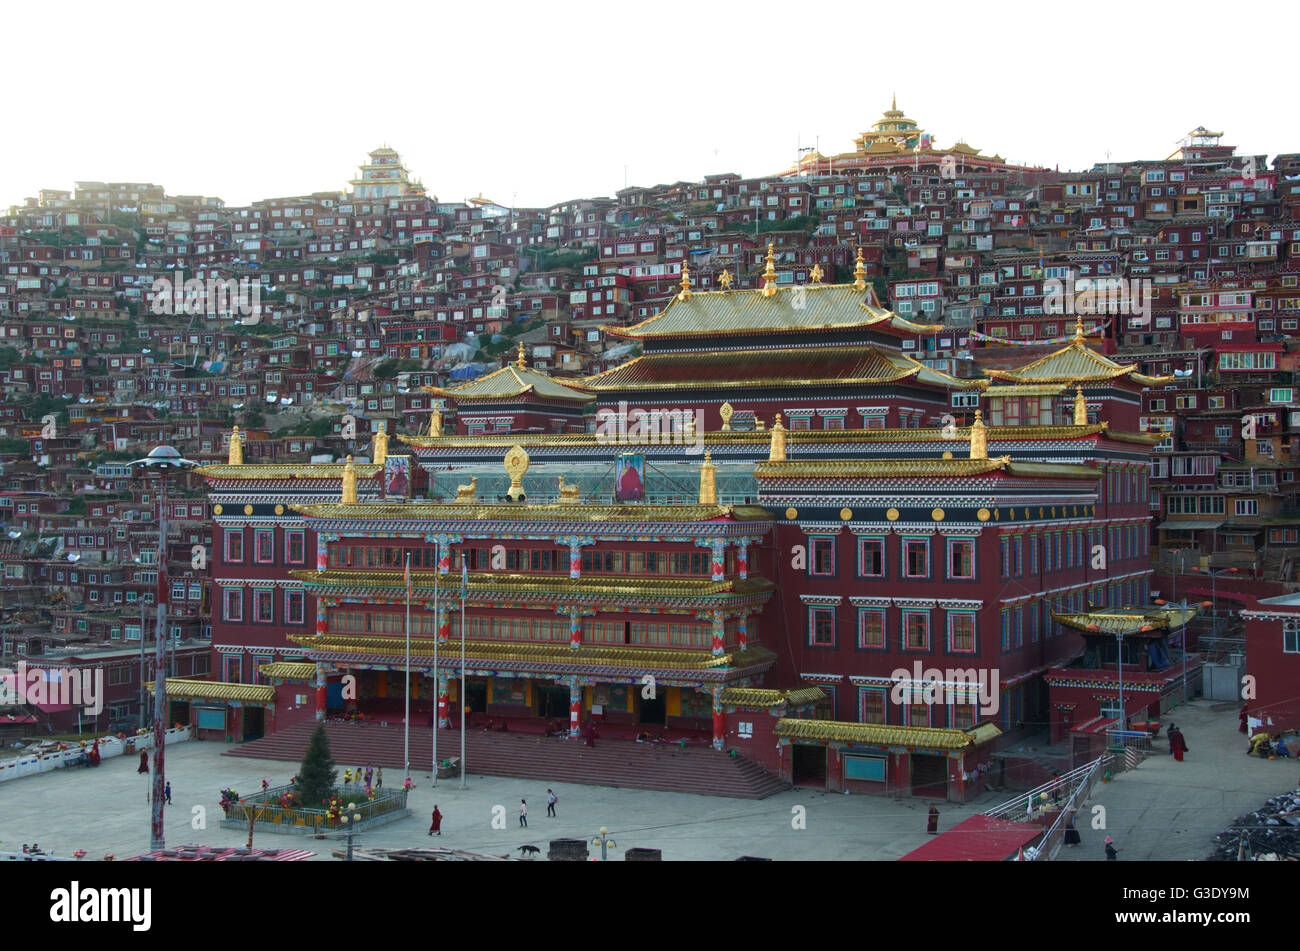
[242,707,265,742]
[792,744,826,786]
[536,683,569,719]
[638,693,666,725]
[466,678,487,713]
[910,753,948,797]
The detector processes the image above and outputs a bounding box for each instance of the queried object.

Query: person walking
[428,805,442,835]
[1105,836,1121,860]
[519,799,528,828]
[1239,703,1250,734]
[137,750,149,774]
[546,789,557,818]
[164,782,172,805]
[376,768,383,789]
[1063,809,1081,846]
[926,806,939,834]
[1168,725,1188,762]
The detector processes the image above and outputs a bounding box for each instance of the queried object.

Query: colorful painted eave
[289,634,777,677]
[197,464,383,481]
[773,718,1000,751]
[289,502,772,524]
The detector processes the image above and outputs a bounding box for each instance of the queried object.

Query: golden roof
[423,363,593,404]
[572,345,981,392]
[984,384,1070,397]
[291,569,775,599]
[197,464,383,480]
[291,633,776,672]
[719,686,826,708]
[1052,606,1199,636]
[983,334,1150,386]
[755,457,1014,479]
[602,284,893,340]
[773,718,987,750]
[257,662,317,681]
[399,422,1118,450]
[149,679,275,704]
[291,502,772,523]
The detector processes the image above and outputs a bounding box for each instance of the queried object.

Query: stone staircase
[224,721,790,800]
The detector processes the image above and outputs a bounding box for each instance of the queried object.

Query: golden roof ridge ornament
[505,444,530,501]
[1074,312,1085,343]
[678,261,692,300]
[1074,386,1088,426]
[516,342,526,369]
[228,425,242,466]
[809,263,824,284]
[769,413,787,462]
[341,455,358,504]
[762,243,777,297]
[854,247,867,291]
[373,421,388,465]
[969,410,987,460]
[719,268,733,291]
[719,402,734,431]
[699,450,717,505]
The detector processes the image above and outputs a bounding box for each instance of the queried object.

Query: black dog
[517,844,540,857]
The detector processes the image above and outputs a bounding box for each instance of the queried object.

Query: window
[1234,499,1258,516]
[809,537,835,576]
[255,529,274,563]
[253,589,274,623]
[224,530,243,563]
[947,538,974,579]
[902,538,930,579]
[286,530,305,564]
[285,590,305,625]
[858,609,886,649]
[948,613,976,653]
[223,589,243,622]
[857,537,885,577]
[809,607,835,647]
[902,611,929,650]
[1284,619,1300,654]
[860,689,886,724]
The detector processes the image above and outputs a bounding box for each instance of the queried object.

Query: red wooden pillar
[711,686,724,751]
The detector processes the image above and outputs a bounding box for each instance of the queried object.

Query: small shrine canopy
[424,363,593,404]
[899,815,1042,862]
[1051,606,1200,638]
[984,322,1174,387]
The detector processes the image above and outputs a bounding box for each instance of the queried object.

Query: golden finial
[719,402,734,432]
[762,243,777,297]
[809,263,824,284]
[854,247,866,291]
[678,261,692,299]
[341,455,357,504]
[372,421,388,465]
[769,413,787,462]
[428,405,443,437]
[1074,313,1085,343]
[504,444,530,501]
[227,425,242,466]
[719,269,733,291]
[969,410,987,460]
[1074,386,1088,426]
[516,341,526,368]
[699,450,717,505]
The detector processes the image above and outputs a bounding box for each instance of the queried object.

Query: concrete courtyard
[3,700,1293,860]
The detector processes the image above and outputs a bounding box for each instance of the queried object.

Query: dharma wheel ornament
[719,402,734,431]
[505,445,530,501]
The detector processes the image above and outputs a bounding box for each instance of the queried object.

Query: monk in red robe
[617,460,643,500]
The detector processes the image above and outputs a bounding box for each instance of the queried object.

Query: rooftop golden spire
[699,450,717,505]
[678,261,692,300]
[227,425,242,466]
[762,243,777,297]
[1074,312,1085,343]
[768,413,787,462]
[341,455,357,504]
[969,410,987,460]
[854,247,866,291]
[719,268,733,291]
[516,341,526,368]
[809,263,824,284]
[372,421,388,465]
[1074,386,1088,426]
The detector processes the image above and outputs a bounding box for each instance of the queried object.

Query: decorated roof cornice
[198,464,384,480]
[773,717,999,752]
[291,501,772,528]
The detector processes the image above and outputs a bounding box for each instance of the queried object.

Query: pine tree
[295,724,337,807]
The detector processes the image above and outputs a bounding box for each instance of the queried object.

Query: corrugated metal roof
[150,679,275,704]
[773,718,977,750]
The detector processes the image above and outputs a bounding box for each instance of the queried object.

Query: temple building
[176,263,1178,801]
[348,146,428,202]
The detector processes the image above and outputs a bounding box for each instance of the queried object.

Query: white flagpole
[460,558,467,789]
[404,551,411,782]
[432,541,439,786]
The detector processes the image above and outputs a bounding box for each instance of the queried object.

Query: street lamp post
[130,445,197,851]
[1154,598,1212,706]
[591,826,617,862]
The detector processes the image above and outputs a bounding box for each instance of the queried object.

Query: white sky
[3,0,1296,210]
